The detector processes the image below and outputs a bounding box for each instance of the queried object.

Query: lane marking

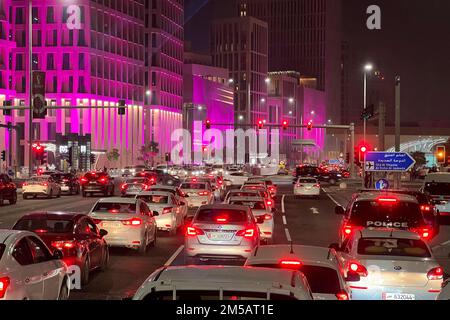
[284,228,292,242]
[281,194,286,213]
[164,245,184,267]
[323,188,344,207]
[282,215,287,225]
[310,207,319,215]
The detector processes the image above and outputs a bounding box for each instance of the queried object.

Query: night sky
[185,0,450,127]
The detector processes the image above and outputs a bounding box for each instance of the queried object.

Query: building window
[46,53,55,70]
[16,54,23,70]
[32,54,39,70]
[78,77,86,93]
[78,30,86,46]
[151,72,156,86]
[62,53,70,70]
[15,8,24,24]
[78,53,85,70]
[32,7,39,24]
[46,7,55,23]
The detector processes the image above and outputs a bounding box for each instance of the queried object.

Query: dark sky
[184,0,450,127]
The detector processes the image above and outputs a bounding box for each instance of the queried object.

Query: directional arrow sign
[365,152,416,172]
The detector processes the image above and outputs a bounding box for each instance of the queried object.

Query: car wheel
[9,192,17,205]
[23,194,28,200]
[100,247,109,272]
[138,234,148,254]
[57,190,61,198]
[81,256,91,286]
[150,229,157,247]
[58,279,69,300]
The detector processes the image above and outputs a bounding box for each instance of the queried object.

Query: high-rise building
[0,0,184,171]
[237,0,342,123]
[211,16,268,125]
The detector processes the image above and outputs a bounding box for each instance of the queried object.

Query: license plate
[102,222,122,230]
[89,182,97,185]
[61,186,69,191]
[207,232,233,241]
[383,293,415,300]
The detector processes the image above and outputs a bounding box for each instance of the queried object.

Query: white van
[422,173,450,217]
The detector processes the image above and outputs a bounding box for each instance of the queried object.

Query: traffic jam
[0,165,449,301]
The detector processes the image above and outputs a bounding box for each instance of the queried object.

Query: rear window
[137,195,169,204]
[14,219,74,234]
[196,209,247,223]
[242,186,265,191]
[92,202,136,214]
[299,179,317,184]
[150,188,175,195]
[0,244,5,260]
[296,167,320,176]
[357,238,431,258]
[424,182,450,196]
[143,290,296,300]
[181,183,206,190]
[349,200,424,228]
[230,201,265,210]
[126,178,145,184]
[84,172,107,180]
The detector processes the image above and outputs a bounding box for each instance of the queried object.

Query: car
[0,173,17,205]
[120,177,153,197]
[294,165,342,185]
[421,173,450,219]
[223,171,250,186]
[80,171,115,197]
[186,176,224,200]
[294,165,321,178]
[211,164,225,175]
[330,228,443,300]
[50,173,80,195]
[438,279,450,300]
[180,181,214,208]
[228,197,275,244]
[247,177,277,198]
[22,175,61,199]
[122,165,147,177]
[294,177,321,198]
[88,197,157,254]
[13,212,109,286]
[132,266,313,300]
[240,183,268,194]
[185,204,261,263]
[335,192,433,243]
[245,245,352,300]
[137,170,181,186]
[0,230,70,300]
[224,189,275,210]
[147,184,186,202]
[136,191,187,235]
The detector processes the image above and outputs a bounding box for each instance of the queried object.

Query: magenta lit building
[1,0,184,171]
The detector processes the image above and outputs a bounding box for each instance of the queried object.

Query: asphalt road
[1,178,449,300]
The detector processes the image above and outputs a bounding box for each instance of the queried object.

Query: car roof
[96,197,138,204]
[197,204,250,212]
[353,192,418,203]
[0,229,33,243]
[358,228,422,240]
[29,175,51,179]
[15,211,86,221]
[229,197,265,202]
[247,245,339,269]
[150,185,178,190]
[137,191,173,197]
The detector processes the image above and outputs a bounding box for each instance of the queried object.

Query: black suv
[50,172,81,195]
[80,172,115,197]
[294,165,342,185]
[0,173,17,205]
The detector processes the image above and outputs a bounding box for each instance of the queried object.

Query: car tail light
[427,267,444,280]
[335,291,349,300]
[236,228,256,239]
[92,219,102,224]
[99,177,107,184]
[80,177,88,183]
[314,184,320,188]
[0,277,10,299]
[51,240,76,250]
[421,205,432,212]
[264,214,272,220]
[411,227,432,240]
[377,197,398,203]
[186,226,204,236]
[343,225,353,236]
[162,207,173,214]
[198,191,209,196]
[218,180,223,185]
[121,184,128,190]
[109,209,119,213]
[279,259,302,269]
[216,217,228,223]
[269,187,275,192]
[266,200,273,206]
[22,182,28,186]
[349,262,368,277]
[62,179,69,183]
[41,182,48,187]
[122,218,142,226]
[34,229,48,233]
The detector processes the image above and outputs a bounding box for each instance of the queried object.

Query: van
[422,173,450,217]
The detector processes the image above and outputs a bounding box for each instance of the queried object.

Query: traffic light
[361,104,375,121]
[257,120,264,130]
[282,120,288,131]
[2,100,12,116]
[32,143,45,162]
[205,119,211,130]
[1,150,5,161]
[346,153,350,164]
[165,152,171,162]
[359,145,368,163]
[436,146,446,164]
[202,146,208,153]
[118,100,126,115]
[307,120,313,131]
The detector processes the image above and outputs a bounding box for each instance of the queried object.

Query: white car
[224,172,251,186]
[88,197,157,254]
[224,189,275,210]
[0,230,70,300]
[136,191,187,235]
[22,175,61,199]
[245,244,352,300]
[180,181,214,208]
[132,266,313,300]
[331,228,443,300]
[421,173,450,217]
[247,178,277,198]
[228,197,275,244]
[294,177,321,198]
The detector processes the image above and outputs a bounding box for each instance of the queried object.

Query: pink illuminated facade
[0,0,184,170]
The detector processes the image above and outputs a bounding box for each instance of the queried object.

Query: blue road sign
[365,152,416,172]
[375,179,390,190]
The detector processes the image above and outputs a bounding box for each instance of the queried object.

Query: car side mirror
[153,211,159,217]
[53,249,64,260]
[335,206,345,215]
[345,271,361,282]
[329,243,341,251]
[99,229,108,238]
[180,201,186,206]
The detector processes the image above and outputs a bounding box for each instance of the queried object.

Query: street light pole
[28,0,33,177]
[363,64,373,142]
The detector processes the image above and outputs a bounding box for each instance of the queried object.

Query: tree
[106,148,120,167]
[411,151,427,168]
[138,141,159,167]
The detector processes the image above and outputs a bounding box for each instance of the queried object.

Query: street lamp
[260,98,266,103]
[265,77,271,84]
[288,97,294,104]
[228,78,234,84]
[363,63,373,141]
[146,90,151,96]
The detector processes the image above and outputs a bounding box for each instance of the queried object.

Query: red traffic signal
[360,146,367,153]
[307,120,313,131]
[205,119,211,130]
[282,120,288,130]
[32,143,43,152]
[257,120,264,130]
[202,146,208,153]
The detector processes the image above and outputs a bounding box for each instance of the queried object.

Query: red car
[13,212,109,286]
[0,173,17,205]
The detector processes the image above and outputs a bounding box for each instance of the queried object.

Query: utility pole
[378,102,386,151]
[394,76,401,188]
[350,123,355,179]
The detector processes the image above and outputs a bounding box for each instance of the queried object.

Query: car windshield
[357,238,431,258]
[0,244,5,261]
[14,219,74,234]
[181,183,206,190]
[196,209,247,223]
[142,290,297,300]
[424,182,450,196]
[230,201,265,210]
[299,179,317,184]
[350,200,424,228]
[137,195,169,204]
[92,202,136,214]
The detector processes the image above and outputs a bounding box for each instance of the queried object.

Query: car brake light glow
[121,184,127,190]
[162,207,173,214]
[92,219,102,224]
[236,228,255,238]
[198,191,209,196]
[34,229,48,233]
[335,291,349,300]
[51,241,76,249]
[427,267,443,280]
[343,225,352,236]
[80,177,88,183]
[314,184,320,188]
[216,217,228,223]
[421,205,432,212]
[99,177,107,183]
[264,214,272,220]
[122,218,142,226]
[411,227,432,240]
[41,182,48,187]
[349,262,368,277]
[186,226,204,236]
[109,209,119,213]
[266,200,273,206]
[377,197,398,203]
[280,260,302,268]
[0,277,10,299]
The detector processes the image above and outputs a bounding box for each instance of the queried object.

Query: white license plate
[383,293,415,300]
[61,186,69,191]
[101,222,122,230]
[207,232,233,241]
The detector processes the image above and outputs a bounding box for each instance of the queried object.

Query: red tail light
[266,200,273,206]
[0,277,10,299]
[41,182,48,187]
[62,179,69,182]
[121,184,127,190]
[198,191,209,196]
[314,184,320,188]
[236,228,256,238]
[51,240,76,250]
[218,180,223,185]
[336,291,349,300]
[80,177,88,184]
[427,267,444,280]
[421,205,432,212]
[280,259,302,269]
[411,227,432,240]
[99,177,107,184]
[186,226,204,236]
[216,217,228,223]
[264,214,273,220]
[92,219,102,224]
[269,187,275,192]
[349,262,368,277]
[22,182,28,186]
[343,225,353,236]
[377,197,398,203]
[122,218,142,226]
[162,207,173,214]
